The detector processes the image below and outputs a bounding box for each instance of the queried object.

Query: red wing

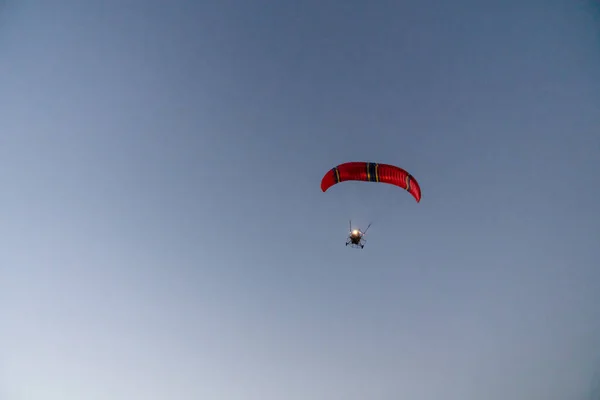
[320,161,421,203]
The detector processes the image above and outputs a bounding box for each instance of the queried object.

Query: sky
[1,1,600,399]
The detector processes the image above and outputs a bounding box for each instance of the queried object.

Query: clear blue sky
[2,1,600,399]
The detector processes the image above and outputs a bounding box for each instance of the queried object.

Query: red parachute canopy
[321,161,421,203]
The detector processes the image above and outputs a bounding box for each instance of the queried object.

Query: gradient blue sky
[2,1,600,399]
